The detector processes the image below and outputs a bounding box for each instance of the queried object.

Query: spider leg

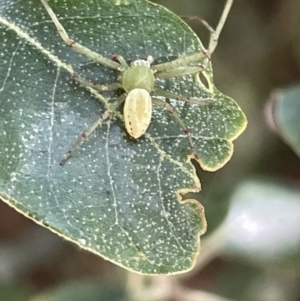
[155,65,205,80]
[151,98,198,160]
[154,0,233,75]
[40,0,121,71]
[181,15,215,36]
[113,55,129,69]
[182,0,233,55]
[60,94,126,165]
[154,87,213,106]
[154,53,207,74]
[72,74,122,92]
[208,0,234,55]
[60,110,110,165]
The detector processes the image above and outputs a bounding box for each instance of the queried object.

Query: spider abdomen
[124,88,152,139]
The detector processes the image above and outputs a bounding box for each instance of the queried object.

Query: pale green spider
[40,0,233,165]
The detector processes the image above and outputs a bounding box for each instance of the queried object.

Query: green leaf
[223,180,300,260]
[0,0,246,274]
[273,84,300,157]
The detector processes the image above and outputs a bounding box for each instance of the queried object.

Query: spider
[40,0,234,165]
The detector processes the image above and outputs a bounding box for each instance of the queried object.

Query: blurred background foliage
[1,0,300,300]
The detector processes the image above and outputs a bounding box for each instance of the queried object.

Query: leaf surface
[273,84,300,157]
[0,0,246,274]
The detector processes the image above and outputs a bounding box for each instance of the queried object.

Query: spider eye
[132,59,150,68]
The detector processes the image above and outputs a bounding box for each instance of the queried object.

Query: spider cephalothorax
[122,56,155,93]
